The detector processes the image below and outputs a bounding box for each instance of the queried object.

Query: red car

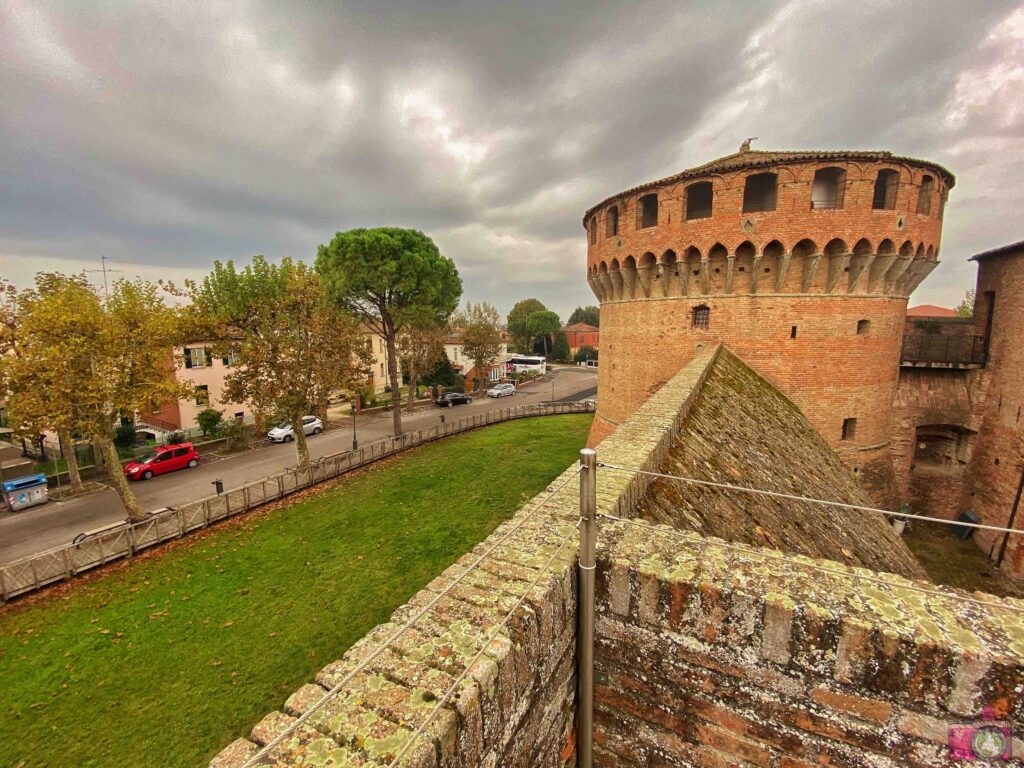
[124,443,200,481]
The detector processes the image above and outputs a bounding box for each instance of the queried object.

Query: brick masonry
[961,246,1024,575]
[890,244,1024,577]
[584,148,951,504]
[593,520,1024,768]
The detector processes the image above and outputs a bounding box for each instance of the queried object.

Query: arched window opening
[606,205,619,238]
[872,169,899,210]
[857,319,870,335]
[810,167,846,209]
[692,305,710,329]
[638,194,658,229]
[685,181,713,220]
[742,172,777,213]
[917,175,934,215]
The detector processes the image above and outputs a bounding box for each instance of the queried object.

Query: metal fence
[0,401,595,602]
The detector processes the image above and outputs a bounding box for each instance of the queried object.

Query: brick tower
[584,146,954,500]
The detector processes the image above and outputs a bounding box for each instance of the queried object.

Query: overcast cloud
[1,0,1022,318]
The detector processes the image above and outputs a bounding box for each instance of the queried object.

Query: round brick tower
[584,146,954,500]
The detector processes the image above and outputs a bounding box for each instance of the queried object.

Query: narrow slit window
[790,326,798,339]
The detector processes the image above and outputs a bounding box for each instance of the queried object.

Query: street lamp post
[351,400,358,451]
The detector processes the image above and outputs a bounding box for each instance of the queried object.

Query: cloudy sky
[1,0,1022,319]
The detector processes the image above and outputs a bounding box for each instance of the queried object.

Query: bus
[505,356,547,375]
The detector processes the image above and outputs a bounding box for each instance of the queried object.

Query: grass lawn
[0,414,592,768]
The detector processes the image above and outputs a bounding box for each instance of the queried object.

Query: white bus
[505,356,547,375]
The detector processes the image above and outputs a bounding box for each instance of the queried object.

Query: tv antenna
[83,255,121,298]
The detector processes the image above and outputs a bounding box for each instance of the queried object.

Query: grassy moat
[0,414,593,768]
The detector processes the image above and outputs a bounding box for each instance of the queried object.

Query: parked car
[124,443,200,481]
[486,383,516,398]
[435,392,473,408]
[267,416,324,443]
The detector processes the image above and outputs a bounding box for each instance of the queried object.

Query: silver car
[486,383,516,398]
[267,415,324,443]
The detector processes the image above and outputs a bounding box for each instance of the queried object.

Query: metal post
[995,464,1024,568]
[351,401,358,451]
[577,448,597,768]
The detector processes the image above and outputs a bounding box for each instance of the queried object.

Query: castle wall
[596,293,907,501]
[961,248,1024,576]
[890,368,981,510]
[584,151,950,504]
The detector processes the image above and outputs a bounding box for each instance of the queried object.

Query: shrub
[196,408,224,436]
[114,422,137,449]
[220,420,250,453]
[574,345,598,363]
[422,356,461,388]
[165,431,187,445]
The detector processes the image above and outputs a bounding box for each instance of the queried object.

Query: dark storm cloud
[1,0,1021,317]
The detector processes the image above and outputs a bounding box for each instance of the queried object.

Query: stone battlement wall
[593,521,1024,767]
[210,347,723,768]
[213,342,1024,768]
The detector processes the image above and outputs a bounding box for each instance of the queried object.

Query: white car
[267,416,324,443]
[486,383,516,398]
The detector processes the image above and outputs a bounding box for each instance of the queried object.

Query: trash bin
[3,473,49,512]
[952,510,978,540]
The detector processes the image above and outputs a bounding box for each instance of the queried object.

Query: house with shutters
[137,343,253,437]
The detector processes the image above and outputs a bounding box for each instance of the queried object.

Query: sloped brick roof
[583,148,956,224]
[561,322,598,332]
[637,347,926,579]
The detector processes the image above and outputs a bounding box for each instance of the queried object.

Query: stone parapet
[594,520,1024,767]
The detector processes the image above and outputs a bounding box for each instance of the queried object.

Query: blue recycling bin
[3,473,49,511]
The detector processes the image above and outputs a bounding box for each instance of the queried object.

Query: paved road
[0,367,597,563]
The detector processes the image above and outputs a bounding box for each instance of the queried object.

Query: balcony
[901,334,987,368]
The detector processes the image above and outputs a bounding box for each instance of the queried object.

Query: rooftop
[583,146,956,223]
[969,238,1024,261]
[907,304,958,317]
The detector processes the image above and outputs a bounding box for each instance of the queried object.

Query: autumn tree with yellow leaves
[2,274,188,519]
